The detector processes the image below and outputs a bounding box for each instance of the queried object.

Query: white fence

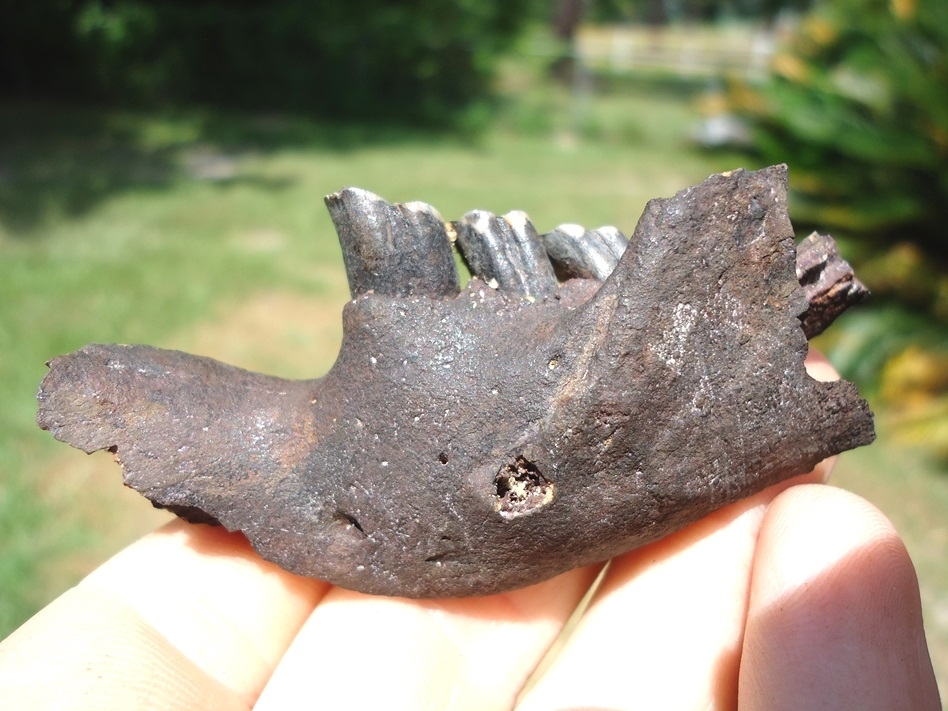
[575,24,778,80]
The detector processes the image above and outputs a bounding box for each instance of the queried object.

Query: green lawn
[1,79,945,696]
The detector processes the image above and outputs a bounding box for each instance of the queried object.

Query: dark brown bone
[36,166,875,597]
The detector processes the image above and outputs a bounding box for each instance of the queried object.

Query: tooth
[453,209,557,297]
[326,187,459,298]
[542,224,629,281]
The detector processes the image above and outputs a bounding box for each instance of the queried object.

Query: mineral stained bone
[36,165,875,597]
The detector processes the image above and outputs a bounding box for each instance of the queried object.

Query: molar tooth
[542,224,629,281]
[326,187,459,299]
[453,209,557,297]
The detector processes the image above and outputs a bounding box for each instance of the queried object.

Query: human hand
[1,360,940,710]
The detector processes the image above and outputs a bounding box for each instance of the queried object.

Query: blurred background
[1,0,945,699]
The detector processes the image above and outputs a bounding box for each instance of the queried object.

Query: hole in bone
[494,456,554,518]
[335,510,367,537]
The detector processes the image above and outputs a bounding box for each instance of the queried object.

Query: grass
[1,65,946,697]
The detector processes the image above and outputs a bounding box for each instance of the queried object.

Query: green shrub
[731,0,948,318]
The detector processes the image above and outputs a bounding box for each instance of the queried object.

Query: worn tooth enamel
[592,225,630,262]
[326,187,460,298]
[542,223,629,281]
[502,210,558,297]
[453,209,556,297]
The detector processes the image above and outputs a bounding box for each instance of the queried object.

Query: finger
[326,187,460,298]
[739,485,941,711]
[516,469,824,711]
[453,210,557,297]
[804,347,840,383]
[541,224,628,281]
[803,350,839,483]
[254,565,602,711]
[0,586,241,711]
[0,519,329,708]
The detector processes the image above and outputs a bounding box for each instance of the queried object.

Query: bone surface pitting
[37,166,875,597]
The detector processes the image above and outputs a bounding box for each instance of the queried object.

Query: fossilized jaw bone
[36,165,875,598]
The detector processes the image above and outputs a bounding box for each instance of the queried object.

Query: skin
[0,357,940,710]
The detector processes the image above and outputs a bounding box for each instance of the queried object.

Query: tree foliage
[0,0,537,126]
[731,0,948,318]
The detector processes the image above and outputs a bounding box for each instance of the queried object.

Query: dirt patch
[36,286,350,592]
